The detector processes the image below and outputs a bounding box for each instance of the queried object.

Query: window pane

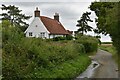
[40,32,45,38]
[29,32,32,36]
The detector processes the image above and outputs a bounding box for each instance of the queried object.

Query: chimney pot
[36,7,38,10]
[54,13,59,22]
[34,7,40,17]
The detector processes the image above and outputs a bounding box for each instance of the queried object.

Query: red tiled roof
[67,30,73,34]
[40,16,69,35]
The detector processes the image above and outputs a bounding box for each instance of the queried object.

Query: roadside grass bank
[99,44,118,64]
[28,55,91,78]
[2,26,98,79]
[2,37,91,79]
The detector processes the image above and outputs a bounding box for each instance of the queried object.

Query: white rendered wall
[24,17,50,38]
[49,35,64,38]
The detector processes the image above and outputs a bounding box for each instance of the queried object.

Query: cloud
[100,34,112,42]
[0,1,111,42]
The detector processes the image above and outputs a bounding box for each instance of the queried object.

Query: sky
[0,0,112,42]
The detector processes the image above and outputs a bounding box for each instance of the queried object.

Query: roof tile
[40,16,69,35]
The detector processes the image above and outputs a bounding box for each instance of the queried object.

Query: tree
[89,2,120,53]
[0,4,31,31]
[93,28,101,45]
[89,2,115,34]
[76,12,93,35]
[93,28,101,38]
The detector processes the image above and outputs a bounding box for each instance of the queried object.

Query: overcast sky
[0,0,112,42]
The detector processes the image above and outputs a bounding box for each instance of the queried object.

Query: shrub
[75,35,98,53]
[52,35,73,41]
[66,35,73,40]
[53,36,66,41]
[2,25,92,79]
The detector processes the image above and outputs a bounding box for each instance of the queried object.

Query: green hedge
[101,42,112,44]
[2,26,91,79]
[52,35,73,41]
[27,55,91,78]
[75,35,98,53]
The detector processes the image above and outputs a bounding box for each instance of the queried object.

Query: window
[40,32,45,38]
[29,32,33,36]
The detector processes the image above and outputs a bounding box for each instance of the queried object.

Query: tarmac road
[91,49,118,78]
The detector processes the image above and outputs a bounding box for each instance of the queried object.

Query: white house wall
[25,17,50,38]
[49,35,64,38]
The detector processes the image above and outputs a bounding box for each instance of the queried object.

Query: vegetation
[76,12,93,35]
[90,2,120,68]
[2,20,98,79]
[1,4,99,79]
[75,34,98,53]
[52,35,73,41]
[90,2,120,53]
[99,44,118,63]
[1,4,31,31]
[93,28,101,44]
[101,42,112,44]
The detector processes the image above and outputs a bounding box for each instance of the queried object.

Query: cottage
[24,7,70,38]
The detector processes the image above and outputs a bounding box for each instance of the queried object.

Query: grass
[3,37,92,79]
[28,55,91,78]
[99,44,118,64]
[2,25,98,79]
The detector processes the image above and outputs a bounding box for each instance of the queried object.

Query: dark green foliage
[53,35,73,41]
[75,35,98,53]
[76,12,93,35]
[101,42,112,44]
[28,55,91,78]
[66,35,73,40]
[1,4,31,31]
[90,2,120,54]
[2,23,91,79]
[53,36,66,41]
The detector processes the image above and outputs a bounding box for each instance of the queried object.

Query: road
[91,49,118,78]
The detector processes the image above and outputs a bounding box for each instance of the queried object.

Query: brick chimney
[34,7,40,17]
[54,13,59,22]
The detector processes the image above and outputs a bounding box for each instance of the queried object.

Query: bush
[66,35,73,40]
[75,35,98,53]
[53,36,66,41]
[2,25,92,79]
[52,35,73,41]
[2,28,90,79]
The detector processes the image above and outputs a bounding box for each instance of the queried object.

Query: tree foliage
[1,4,31,31]
[89,2,120,54]
[2,20,92,79]
[89,2,115,34]
[76,12,93,35]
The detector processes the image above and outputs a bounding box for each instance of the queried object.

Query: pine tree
[76,12,93,35]
[1,4,31,31]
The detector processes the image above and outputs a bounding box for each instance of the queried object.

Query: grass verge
[99,44,118,64]
[27,55,91,79]
[2,26,98,79]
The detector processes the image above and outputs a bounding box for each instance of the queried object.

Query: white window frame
[29,32,33,37]
[39,32,45,38]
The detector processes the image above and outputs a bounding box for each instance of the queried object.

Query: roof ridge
[40,16,54,20]
[40,16,62,24]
